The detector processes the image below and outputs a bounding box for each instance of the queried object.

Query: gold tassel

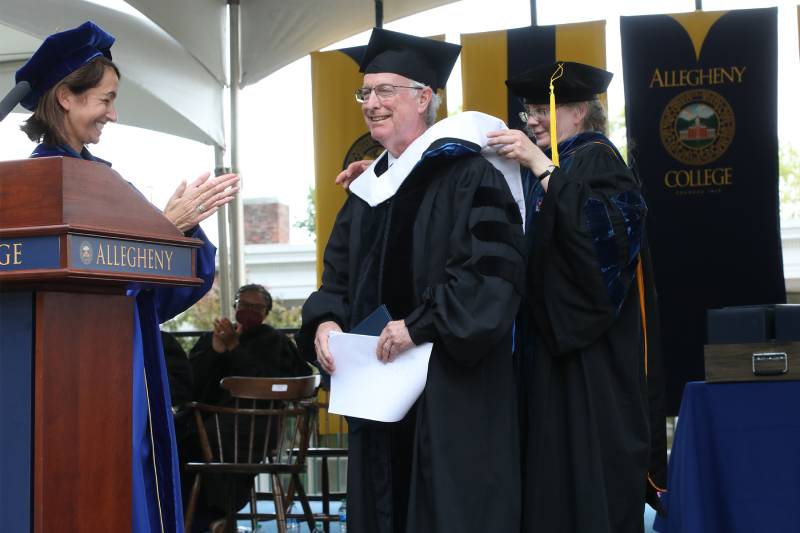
[637,258,668,494]
[549,63,565,166]
[636,258,648,376]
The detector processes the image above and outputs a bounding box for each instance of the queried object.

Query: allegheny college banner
[461,21,605,129]
[621,8,785,414]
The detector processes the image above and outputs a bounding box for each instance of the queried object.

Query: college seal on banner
[659,89,735,165]
[342,132,384,170]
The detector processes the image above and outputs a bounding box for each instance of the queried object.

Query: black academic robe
[297,144,525,533]
[520,132,667,533]
[188,323,311,406]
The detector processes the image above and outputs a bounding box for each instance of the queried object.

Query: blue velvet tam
[15,21,115,111]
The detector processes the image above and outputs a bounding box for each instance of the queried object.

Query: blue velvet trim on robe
[31,142,112,166]
[128,225,215,533]
[555,132,641,313]
[130,291,181,533]
[611,190,646,265]
[583,198,628,312]
[421,139,481,161]
[390,139,483,188]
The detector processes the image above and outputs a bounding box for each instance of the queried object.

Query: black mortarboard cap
[359,28,461,91]
[14,21,115,111]
[505,61,613,105]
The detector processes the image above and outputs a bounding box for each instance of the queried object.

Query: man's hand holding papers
[314,320,342,374]
[327,330,433,422]
[376,319,415,362]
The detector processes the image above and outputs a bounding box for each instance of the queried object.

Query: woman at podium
[4,21,239,533]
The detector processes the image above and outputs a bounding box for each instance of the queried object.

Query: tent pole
[375,0,384,28]
[228,0,246,294]
[214,146,233,318]
[530,0,537,26]
[695,0,702,9]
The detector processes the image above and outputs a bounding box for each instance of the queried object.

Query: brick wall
[244,199,289,244]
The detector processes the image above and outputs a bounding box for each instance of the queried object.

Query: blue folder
[350,304,392,336]
[316,305,392,395]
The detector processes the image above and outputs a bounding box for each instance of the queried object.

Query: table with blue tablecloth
[654,380,800,533]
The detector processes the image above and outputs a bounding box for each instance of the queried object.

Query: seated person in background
[189,283,311,406]
[182,284,311,532]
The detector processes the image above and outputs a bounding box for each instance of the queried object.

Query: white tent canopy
[0,0,226,146]
[127,0,456,88]
[0,0,456,147]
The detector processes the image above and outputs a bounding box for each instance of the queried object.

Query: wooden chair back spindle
[183,375,320,533]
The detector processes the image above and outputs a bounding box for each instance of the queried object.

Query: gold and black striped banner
[461,21,605,129]
[311,46,372,285]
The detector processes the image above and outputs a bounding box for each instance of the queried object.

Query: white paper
[327,331,433,422]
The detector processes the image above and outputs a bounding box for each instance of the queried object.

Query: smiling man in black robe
[297,28,525,533]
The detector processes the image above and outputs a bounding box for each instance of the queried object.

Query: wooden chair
[184,375,319,533]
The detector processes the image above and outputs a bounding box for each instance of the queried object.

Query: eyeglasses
[355,84,421,103]
[518,105,553,123]
[235,300,267,312]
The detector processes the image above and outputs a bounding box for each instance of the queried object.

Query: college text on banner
[621,8,784,415]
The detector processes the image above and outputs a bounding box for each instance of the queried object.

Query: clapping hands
[164,172,240,232]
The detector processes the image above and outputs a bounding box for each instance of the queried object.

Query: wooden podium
[0,157,204,532]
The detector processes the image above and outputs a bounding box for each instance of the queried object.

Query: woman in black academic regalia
[487,61,668,533]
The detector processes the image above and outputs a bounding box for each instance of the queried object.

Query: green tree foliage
[295,185,316,240]
[161,281,221,351]
[608,107,628,163]
[162,282,221,334]
[780,143,800,219]
[163,278,302,339]
[267,299,303,329]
